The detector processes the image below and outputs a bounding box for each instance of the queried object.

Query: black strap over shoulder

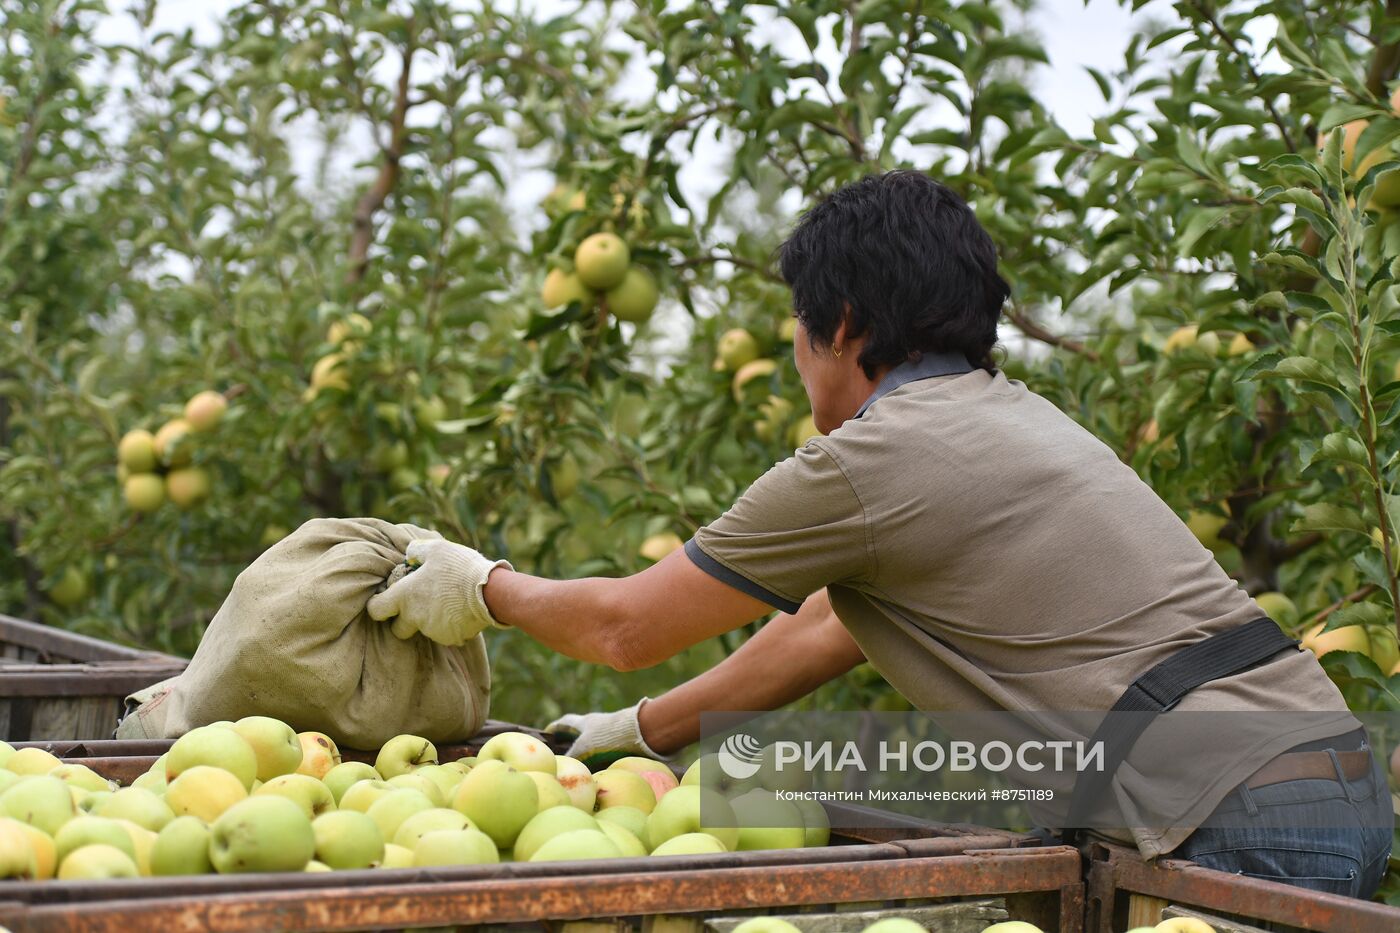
[1061,617,1298,843]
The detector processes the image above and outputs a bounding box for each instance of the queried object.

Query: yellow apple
[166,726,258,790]
[639,532,684,563]
[476,731,556,774]
[154,418,192,467]
[650,832,727,857]
[554,755,598,812]
[117,429,158,473]
[1153,919,1216,933]
[593,770,657,815]
[183,391,228,432]
[529,827,622,862]
[92,787,174,831]
[375,842,415,868]
[57,843,138,880]
[716,329,760,371]
[391,807,468,851]
[165,765,247,822]
[254,773,336,819]
[1300,622,1370,659]
[6,746,61,776]
[295,731,341,779]
[513,805,598,861]
[0,819,38,878]
[541,268,595,309]
[732,358,778,402]
[232,716,303,782]
[165,467,211,509]
[413,827,499,866]
[124,473,166,512]
[313,809,385,870]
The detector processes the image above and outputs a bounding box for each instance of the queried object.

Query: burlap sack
[116,517,489,749]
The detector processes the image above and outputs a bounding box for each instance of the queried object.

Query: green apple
[645,785,738,852]
[411,764,464,802]
[524,772,571,811]
[0,740,13,769]
[528,828,623,862]
[57,843,138,880]
[0,819,38,878]
[387,773,446,808]
[312,810,385,870]
[0,770,20,796]
[679,753,750,795]
[340,779,396,814]
[512,806,598,862]
[294,731,341,780]
[604,266,660,324]
[392,807,469,850]
[451,759,539,849]
[554,756,597,811]
[209,796,315,873]
[1,775,77,835]
[442,758,476,778]
[750,745,809,794]
[597,820,646,857]
[375,734,438,779]
[541,269,595,310]
[232,716,304,782]
[730,919,801,933]
[476,731,557,775]
[49,764,113,794]
[793,797,830,848]
[729,789,805,851]
[254,773,336,819]
[413,828,499,867]
[323,762,381,804]
[131,770,166,794]
[151,815,213,875]
[574,233,630,290]
[304,859,332,872]
[366,787,436,842]
[650,832,728,857]
[92,787,174,831]
[593,770,656,815]
[716,328,760,371]
[1152,921,1214,933]
[376,842,415,869]
[978,924,1045,933]
[165,765,248,822]
[116,819,157,875]
[6,747,62,776]
[78,790,111,814]
[55,815,136,863]
[595,806,649,848]
[860,919,927,933]
[166,726,258,790]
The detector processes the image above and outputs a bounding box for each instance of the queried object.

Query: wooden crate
[0,613,187,742]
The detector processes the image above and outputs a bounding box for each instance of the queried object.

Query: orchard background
[6,0,1400,896]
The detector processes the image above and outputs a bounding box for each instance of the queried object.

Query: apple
[376,843,415,869]
[595,806,649,847]
[254,773,336,819]
[605,266,659,324]
[451,760,539,849]
[730,920,801,933]
[340,779,396,814]
[78,791,112,814]
[0,819,38,878]
[165,765,248,822]
[154,418,192,467]
[716,329,760,371]
[304,859,332,872]
[541,269,596,309]
[1,775,77,835]
[443,758,476,777]
[644,786,738,852]
[116,819,157,875]
[375,734,439,779]
[793,797,830,848]
[751,745,809,794]
[1300,622,1370,659]
[124,473,166,512]
[574,233,630,289]
[860,919,927,933]
[184,391,227,432]
[597,820,646,857]
[729,789,805,851]
[2,817,54,879]
[232,716,304,781]
[151,815,213,875]
[92,787,174,831]
[309,353,349,393]
[476,731,556,775]
[57,843,139,880]
[0,740,13,768]
[650,832,728,857]
[49,763,113,794]
[295,731,342,779]
[322,762,381,804]
[392,807,469,850]
[529,827,623,862]
[0,771,20,796]
[166,726,259,790]
[412,764,464,802]
[513,806,599,862]
[312,810,385,870]
[524,772,571,811]
[609,757,678,791]
[1185,510,1229,551]
[387,773,446,808]
[639,532,684,563]
[131,770,166,794]
[1151,921,1215,933]
[6,746,62,775]
[790,415,820,448]
[166,467,211,509]
[593,769,657,815]
[366,788,436,841]
[554,756,598,811]
[48,566,89,607]
[209,796,315,874]
[732,358,778,403]
[117,429,158,473]
[413,828,500,867]
[1253,592,1299,627]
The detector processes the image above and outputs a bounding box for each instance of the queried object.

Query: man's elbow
[598,623,658,672]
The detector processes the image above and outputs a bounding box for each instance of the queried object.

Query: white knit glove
[545,699,665,770]
[366,539,512,646]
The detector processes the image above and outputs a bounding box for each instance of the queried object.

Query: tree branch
[346,42,417,288]
[1003,302,1099,361]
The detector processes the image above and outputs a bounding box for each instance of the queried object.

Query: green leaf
[1292,503,1368,535]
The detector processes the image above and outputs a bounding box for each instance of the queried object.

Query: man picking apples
[369,170,1392,897]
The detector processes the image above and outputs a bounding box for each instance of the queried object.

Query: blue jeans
[1173,730,1394,899]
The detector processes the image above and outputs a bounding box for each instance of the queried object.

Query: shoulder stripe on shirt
[683,539,803,614]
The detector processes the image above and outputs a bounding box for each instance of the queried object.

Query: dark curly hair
[777,171,1009,375]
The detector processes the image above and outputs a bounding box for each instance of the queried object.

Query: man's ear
[834,302,854,357]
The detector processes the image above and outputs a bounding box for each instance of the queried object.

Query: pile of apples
[0,719,836,881]
[116,390,228,513]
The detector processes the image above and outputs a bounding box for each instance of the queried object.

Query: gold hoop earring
[833,346,843,358]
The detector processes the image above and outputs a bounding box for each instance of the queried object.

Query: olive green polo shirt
[686,363,1354,858]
